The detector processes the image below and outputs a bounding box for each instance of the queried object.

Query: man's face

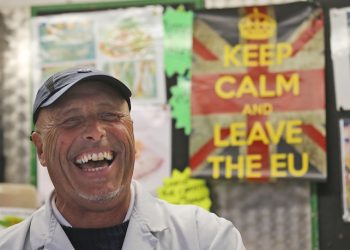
[33,81,135,209]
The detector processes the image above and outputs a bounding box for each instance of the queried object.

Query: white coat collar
[122,181,169,249]
[29,180,169,250]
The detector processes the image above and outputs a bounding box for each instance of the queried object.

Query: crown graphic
[239,8,276,40]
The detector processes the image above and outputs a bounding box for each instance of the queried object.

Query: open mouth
[74,151,115,172]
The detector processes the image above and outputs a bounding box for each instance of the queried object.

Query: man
[0,68,245,249]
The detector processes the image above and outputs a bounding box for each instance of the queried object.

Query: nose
[84,119,106,141]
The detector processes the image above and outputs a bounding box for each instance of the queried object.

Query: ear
[31,131,47,167]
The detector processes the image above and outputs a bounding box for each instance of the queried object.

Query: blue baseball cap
[33,67,131,124]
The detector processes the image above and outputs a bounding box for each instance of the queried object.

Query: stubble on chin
[77,185,125,202]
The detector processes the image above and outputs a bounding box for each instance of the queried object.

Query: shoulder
[132,182,245,249]
[155,199,245,249]
[155,198,219,224]
[163,201,242,238]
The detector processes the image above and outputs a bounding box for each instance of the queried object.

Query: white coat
[0,181,245,250]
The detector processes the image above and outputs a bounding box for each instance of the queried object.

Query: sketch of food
[99,19,154,58]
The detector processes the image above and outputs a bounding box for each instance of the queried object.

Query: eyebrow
[51,107,83,123]
[58,107,82,116]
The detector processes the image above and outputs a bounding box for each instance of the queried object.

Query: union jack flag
[190,2,326,181]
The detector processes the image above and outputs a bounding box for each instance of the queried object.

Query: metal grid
[210,180,312,250]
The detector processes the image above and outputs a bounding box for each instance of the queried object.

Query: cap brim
[40,74,131,108]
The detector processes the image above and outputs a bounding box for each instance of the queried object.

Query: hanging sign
[190,2,326,181]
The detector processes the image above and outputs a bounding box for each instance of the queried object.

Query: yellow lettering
[215,76,236,99]
[276,73,300,96]
[246,154,262,178]
[230,122,246,146]
[285,120,303,144]
[271,153,288,177]
[224,44,241,67]
[265,121,285,144]
[276,43,293,64]
[242,103,273,115]
[288,153,309,177]
[216,120,303,147]
[213,123,229,147]
[208,152,308,179]
[223,43,293,67]
[259,75,275,97]
[225,156,244,179]
[242,44,258,67]
[259,43,274,66]
[208,156,225,179]
[247,122,269,145]
[215,73,299,99]
[236,75,258,97]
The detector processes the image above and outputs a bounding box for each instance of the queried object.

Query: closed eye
[61,116,84,127]
[100,112,121,121]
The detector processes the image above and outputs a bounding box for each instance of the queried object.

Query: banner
[190,2,326,180]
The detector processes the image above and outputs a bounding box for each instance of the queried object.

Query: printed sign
[190,2,326,180]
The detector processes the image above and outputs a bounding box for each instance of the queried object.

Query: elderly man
[0,68,245,250]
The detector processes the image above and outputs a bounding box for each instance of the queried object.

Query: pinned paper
[157,167,211,211]
[163,6,193,77]
[169,76,191,135]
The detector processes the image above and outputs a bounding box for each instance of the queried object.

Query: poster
[131,105,172,195]
[330,7,350,111]
[340,119,350,222]
[190,2,326,180]
[31,5,166,104]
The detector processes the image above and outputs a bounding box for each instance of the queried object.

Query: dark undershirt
[61,220,129,250]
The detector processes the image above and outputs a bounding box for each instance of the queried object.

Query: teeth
[75,151,114,165]
[98,152,104,160]
[92,153,98,161]
[106,152,113,160]
[81,166,108,172]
